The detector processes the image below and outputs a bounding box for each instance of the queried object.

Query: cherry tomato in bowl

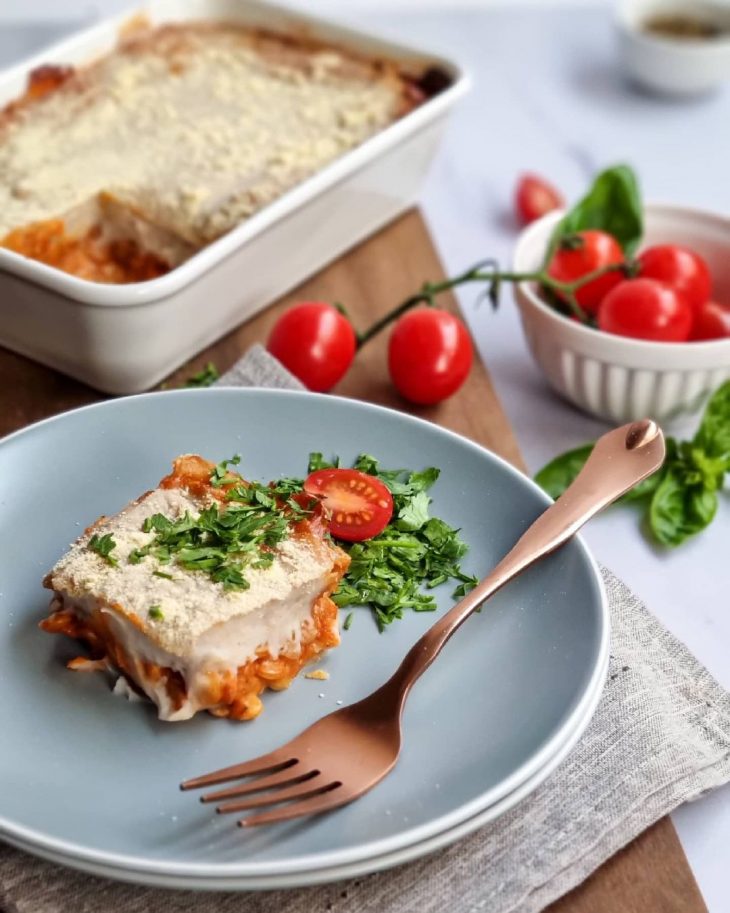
[515,174,564,225]
[547,229,625,315]
[637,245,712,314]
[689,301,730,341]
[267,302,356,392]
[388,308,473,405]
[303,468,393,542]
[597,278,692,342]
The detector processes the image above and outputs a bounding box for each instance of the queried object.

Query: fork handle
[381,420,665,706]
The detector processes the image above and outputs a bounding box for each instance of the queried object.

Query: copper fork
[181,419,665,827]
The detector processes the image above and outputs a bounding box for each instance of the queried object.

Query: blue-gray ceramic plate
[0,389,608,888]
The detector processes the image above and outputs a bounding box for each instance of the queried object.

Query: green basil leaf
[689,487,718,527]
[693,380,730,464]
[687,446,727,492]
[548,164,643,259]
[534,444,593,499]
[648,468,717,547]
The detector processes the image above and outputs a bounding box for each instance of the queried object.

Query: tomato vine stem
[355,259,627,348]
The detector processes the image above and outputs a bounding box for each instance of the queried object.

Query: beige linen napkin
[2,345,729,913]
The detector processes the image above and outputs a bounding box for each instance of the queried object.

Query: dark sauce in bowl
[642,13,727,42]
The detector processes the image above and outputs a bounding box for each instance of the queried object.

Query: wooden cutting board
[0,209,706,912]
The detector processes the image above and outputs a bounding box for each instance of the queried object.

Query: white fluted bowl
[513,204,730,424]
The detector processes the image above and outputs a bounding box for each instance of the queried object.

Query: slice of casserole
[41,455,350,722]
[0,20,431,282]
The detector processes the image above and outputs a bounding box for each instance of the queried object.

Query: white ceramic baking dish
[0,0,469,394]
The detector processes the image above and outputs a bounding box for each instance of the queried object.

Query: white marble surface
[1,4,729,909]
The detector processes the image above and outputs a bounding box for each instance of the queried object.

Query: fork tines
[181,755,344,827]
[180,749,291,791]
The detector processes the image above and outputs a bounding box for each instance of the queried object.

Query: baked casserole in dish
[1,19,430,284]
[0,0,468,393]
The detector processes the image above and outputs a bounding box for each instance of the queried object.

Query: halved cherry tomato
[547,230,625,315]
[388,308,473,405]
[267,302,356,392]
[515,174,564,225]
[637,245,712,314]
[597,278,692,342]
[303,468,394,542]
[689,301,730,341]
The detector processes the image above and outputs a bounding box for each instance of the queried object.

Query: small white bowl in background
[616,0,730,96]
[512,204,730,424]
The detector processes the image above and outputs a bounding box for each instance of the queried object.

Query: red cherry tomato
[689,301,730,341]
[267,302,356,392]
[637,245,712,314]
[303,468,394,542]
[598,278,692,342]
[515,174,564,225]
[547,230,625,315]
[387,308,473,405]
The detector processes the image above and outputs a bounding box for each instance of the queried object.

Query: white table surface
[1,4,728,909]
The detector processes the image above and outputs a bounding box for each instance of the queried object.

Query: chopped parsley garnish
[152,570,174,580]
[184,362,219,387]
[225,478,315,522]
[343,611,354,631]
[129,503,290,591]
[129,460,313,591]
[210,454,242,488]
[276,477,311,496]
[88,533,118,567]
[148,606,164,621]
[308,452,340,472]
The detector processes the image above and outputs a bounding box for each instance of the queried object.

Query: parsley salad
[303,453,478,630]
[281,452,477,631]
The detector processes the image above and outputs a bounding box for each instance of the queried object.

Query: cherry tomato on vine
[515,174,564,225]
[303,468,393,541]
[636,245,712,314]
[689,301,730,341]
[547,229,625,315]
[597,278,692,342]
[267,302,356,392]
[387,308,473,405]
